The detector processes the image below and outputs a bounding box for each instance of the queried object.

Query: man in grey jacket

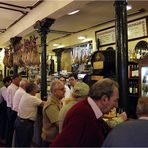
[102,96,148,147]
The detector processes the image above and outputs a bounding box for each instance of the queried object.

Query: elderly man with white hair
[41,80,65,146]
[14,82,45,147]
[6,74,21,147]
[12,79,29,147]
[51,78,119,147]
[13,79,29,113]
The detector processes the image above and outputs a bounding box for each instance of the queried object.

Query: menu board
[96,18,148,46]
[96,28,115,46]
[128,19,147,40]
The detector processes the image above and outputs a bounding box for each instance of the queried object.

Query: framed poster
[96,18,148,47]
[19,68,28,77]
[8,69,14,76]
[128,18,148,40]
[96,27,115,46]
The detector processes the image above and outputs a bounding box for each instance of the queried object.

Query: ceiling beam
[0,0,43,10]
[50,30,74,35]
[0,6,28,14]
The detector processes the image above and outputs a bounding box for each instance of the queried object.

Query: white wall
[47,12,148,54]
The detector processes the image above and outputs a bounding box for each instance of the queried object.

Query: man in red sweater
[51,78,119,147]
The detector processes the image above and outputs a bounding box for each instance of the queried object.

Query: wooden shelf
[129,94,139,97]
[128,61,138,64]
[128,77,139,80]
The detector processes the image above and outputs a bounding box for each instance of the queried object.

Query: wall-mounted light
[53,43,60,47]
[127,5,132,11]
[53,43,64,48]
[68,10,80,15]
[78,36,86,40]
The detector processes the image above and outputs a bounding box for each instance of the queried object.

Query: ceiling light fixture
[53,43,60,47]
[78,36,86,40]
[68,10,80,15]
[127,5,132,11]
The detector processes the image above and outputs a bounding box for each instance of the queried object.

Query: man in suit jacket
[102,96,148,147]
[51,78,119,147]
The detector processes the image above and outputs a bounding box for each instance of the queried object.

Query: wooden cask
[91,49,115,77]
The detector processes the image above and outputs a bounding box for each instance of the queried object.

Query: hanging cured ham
[10,37,25,67]
[3,35,40,68]
[3,49,13,68]
[22,39,30,65]
[22,35,40,66]
[30,35,40,66]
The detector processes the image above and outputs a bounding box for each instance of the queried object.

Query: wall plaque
[96,18,148,46]
[93,61,104,69]
[96,28,115,46]
[128,18,147,40]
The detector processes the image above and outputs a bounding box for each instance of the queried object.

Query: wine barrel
[91,49,115,77]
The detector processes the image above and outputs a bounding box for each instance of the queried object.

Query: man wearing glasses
[41,80,65,146]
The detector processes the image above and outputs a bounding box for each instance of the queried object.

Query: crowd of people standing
[0,73,148,147]
[0,74,45,147]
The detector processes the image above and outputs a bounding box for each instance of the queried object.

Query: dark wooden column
[114,0,129,113]
[4,66,6,78]
[34,18,55,101]
[33,18,55,146]
[54,48,63,76]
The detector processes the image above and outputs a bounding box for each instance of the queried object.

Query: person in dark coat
[102,96,148,147]
[0,77,11,143]
[50,78,119,147]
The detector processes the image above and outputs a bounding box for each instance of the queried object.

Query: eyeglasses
[69,78,75,81]
[60,79,65,82]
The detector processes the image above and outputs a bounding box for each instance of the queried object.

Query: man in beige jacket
[41,80,65,146]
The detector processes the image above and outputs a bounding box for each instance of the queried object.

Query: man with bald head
[12,79,29,146]
[13,79,29,113]
[14,82,45,147]
[6,74,21,146]
[42,80,65,146]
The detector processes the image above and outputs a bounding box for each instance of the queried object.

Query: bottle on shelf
[128,65,132,78]
[129,81,139,95]
[131,64,136,77]
[128,63,139,78]
[129,81,133,94]
[135,82,139,95]
[132,81,137,94]
[136,49,141,59]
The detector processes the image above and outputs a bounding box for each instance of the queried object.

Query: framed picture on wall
[95,17,148,47]
[19,68,28,77]
[8,69,14,76]
[95,27,115,47]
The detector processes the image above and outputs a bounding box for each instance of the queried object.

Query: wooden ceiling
[0,1,148,42]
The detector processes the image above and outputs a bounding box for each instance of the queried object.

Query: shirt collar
[11,83,18,89]
[139,116,148,120]
[87,97,103,119]
[19,87,25,92]
[49,95,61,107]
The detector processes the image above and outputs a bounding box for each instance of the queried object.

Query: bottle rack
[128,61,140,118]
[128,61,139,97]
